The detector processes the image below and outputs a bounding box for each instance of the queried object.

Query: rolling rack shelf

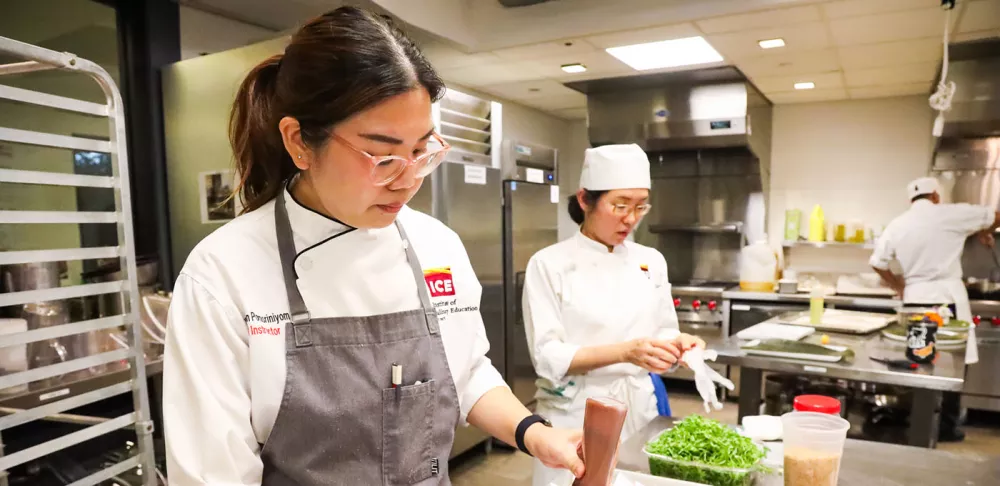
[0,36,157,485]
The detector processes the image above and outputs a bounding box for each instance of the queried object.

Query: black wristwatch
[515,414,552,457]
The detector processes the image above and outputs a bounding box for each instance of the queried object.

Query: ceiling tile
[957,0,1000,33]
[440,61,548,87]
[584,23,702,49]
[849,83,932,99]
[705,22,831,60]
[844,62,938,87]
[519,92,588,111]
[477,79,579,100]
[695,5,821,34]
[829,7,958,46]
[767,88,849,104]
[520,50,633,80]
[421,42,503,69]
[751,71,843,93]
[735,48,840,78]
[553,107,589,120]
[952,30,1000,43]
[490,39,598,62]
[838,37,942,70]
[822,0,941,19]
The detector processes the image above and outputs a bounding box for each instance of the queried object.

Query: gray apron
[261,193,461,485]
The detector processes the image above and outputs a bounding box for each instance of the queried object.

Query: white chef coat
[163,188,506,485]
[870,199,994,363]
[524,230,679,416]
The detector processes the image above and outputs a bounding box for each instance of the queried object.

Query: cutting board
[772,309,894,334]
[736,322,815,341]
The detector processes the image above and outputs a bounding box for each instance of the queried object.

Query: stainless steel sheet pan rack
[0,35,157,485]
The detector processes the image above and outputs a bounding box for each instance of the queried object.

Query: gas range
[671,281,736,325]
[965,300,1000,412]
[970,300,1000,329]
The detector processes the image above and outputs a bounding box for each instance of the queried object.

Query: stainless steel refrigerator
[408,160,504,456]
[501,140,560,408]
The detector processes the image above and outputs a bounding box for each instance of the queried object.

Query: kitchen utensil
[782,411,849,486]
[869,356,919,370]
[736,322,815,341]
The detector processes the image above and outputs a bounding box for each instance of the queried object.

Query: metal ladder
[0,36,157,485]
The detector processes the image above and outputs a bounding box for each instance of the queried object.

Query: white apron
[904,278,978,364]
[531,256,669,486]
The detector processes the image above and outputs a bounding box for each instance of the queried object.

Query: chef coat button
[299,258,312,271]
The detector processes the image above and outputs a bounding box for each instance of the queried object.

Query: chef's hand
[979,230,996,248]
[674,333,706,353]
[621,338,680,373]
[524,426,585,478]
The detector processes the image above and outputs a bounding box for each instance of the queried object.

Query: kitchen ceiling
[185,0,1000,120]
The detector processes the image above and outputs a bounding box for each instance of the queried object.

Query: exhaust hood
[941,39,1000,138]
[564,67,772,159]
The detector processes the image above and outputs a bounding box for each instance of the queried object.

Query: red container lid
[793,395,842,415]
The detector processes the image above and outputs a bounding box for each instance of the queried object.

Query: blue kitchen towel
[650,372,671,417]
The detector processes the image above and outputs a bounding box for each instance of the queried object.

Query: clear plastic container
[781,411,850,486]
[643,449,759,486]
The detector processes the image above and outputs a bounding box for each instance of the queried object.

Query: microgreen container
[642,448,760,486]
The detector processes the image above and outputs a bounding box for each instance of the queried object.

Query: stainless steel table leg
[738,367,763,421]
[908,389,942,448]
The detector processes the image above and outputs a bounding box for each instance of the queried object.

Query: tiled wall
[767,95,935,274]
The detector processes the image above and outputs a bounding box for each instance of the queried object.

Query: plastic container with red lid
[793,394,842,415]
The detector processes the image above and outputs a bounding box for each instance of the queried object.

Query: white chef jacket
[523,230,680,405]
[869,200,993,306]
[870,199,994,364]
[163,188,506,485]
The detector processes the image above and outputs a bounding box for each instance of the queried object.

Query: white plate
[736,323,815,341]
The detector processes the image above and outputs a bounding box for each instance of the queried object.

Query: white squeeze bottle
[810,286,824,325]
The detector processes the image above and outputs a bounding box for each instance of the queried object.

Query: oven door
[963,328,1000,412]
[727,301,809,398]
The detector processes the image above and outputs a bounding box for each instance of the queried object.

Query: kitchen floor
[450,383,1000,486]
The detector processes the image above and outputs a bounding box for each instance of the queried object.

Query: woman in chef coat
[523,144,705,486]
[163,7,584,484]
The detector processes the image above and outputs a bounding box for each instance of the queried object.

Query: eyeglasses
[610,203,651,217]
[331,132,451,186]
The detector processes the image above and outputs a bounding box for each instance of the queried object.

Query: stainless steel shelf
[649,222,744,234]
[783,240,874,250]
[0,358,163,411]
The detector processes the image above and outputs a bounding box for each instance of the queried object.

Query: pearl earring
[297,154,302,159]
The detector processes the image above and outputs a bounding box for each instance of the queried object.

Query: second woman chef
[523,144,705,486]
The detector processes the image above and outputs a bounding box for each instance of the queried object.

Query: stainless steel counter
[714,333,966,392]
[723,290,902,310]
[713,330,966,448]
[618,417,1000,485]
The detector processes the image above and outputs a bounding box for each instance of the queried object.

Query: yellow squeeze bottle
[808,205,826,242]
[810,287,824,325]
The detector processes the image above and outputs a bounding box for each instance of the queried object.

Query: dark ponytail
[229,6,446,213]
[567,190,607,225]
[230,54,289,213]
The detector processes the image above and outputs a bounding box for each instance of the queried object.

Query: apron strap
[394,219,440,335]
[273,190,313,346]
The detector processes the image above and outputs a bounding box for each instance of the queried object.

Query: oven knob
[708,300,718,311]
[992,317,1000,327]
[673,298,681,307]
[692,300,702,311]
[973,316,982,326]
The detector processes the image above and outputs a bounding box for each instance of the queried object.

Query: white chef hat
[579,144,651,191]
[907,177,941,200]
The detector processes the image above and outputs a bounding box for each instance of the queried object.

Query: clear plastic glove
[681,348,735,413]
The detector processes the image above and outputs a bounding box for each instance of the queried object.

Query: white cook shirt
[523,231,680,389]
[163,188,506,485]
[870,200,994,303]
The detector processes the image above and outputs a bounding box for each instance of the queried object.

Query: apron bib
[260,194,461,485]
